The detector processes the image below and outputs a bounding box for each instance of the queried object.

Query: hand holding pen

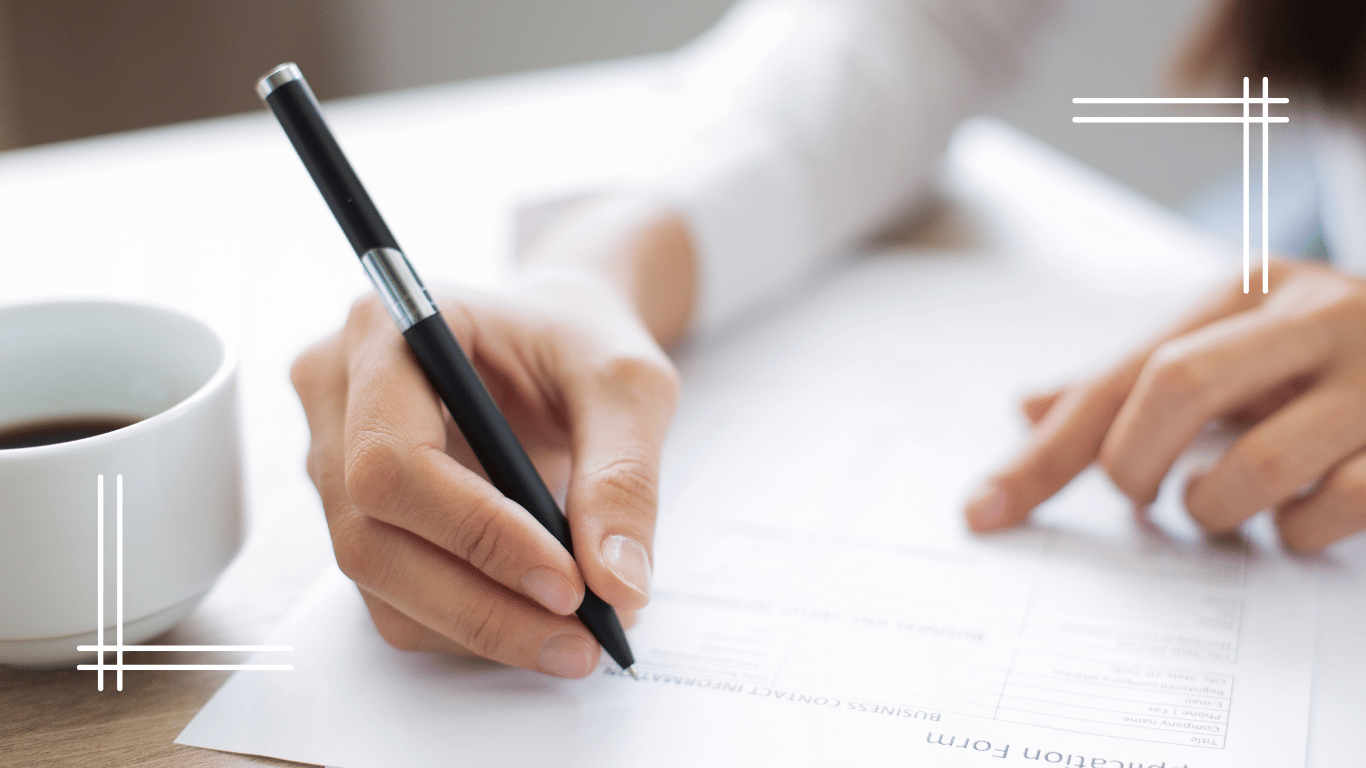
[263,64,690,677]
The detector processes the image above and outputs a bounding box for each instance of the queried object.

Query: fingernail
[537,634,596,678]
[602,534,651,599]
[965,481,1008,530]
[521,567,581,615]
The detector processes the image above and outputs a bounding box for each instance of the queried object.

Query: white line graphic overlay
[1073,78,1287,293]
[76,665,295,672]
[1073,97,1289,104]
[78,645,295,652]
[1244,76,1250,293]
[1072,116,1287,123]
[96,475,104,691]
[1263,77,1270,292]
[116,473,123,691]
[85,475,292,689]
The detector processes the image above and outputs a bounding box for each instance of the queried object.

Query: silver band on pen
[360,247,438,330]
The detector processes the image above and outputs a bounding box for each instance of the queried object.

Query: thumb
[562,353,679,611]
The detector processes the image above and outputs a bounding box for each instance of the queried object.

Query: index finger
[966,369,1138,530]
[340,299,587,615]
[563,353,679,612]
[966,274,1257,531]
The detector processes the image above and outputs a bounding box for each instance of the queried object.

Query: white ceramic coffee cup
[0,299,244,666]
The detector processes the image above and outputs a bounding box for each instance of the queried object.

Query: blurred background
[0,0,1233,210]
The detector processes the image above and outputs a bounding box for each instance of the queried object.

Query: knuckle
[1318,292,1366,349]
[342,294,395,351]
[1316,283,1366,321]
[1085,369,1133,410]
[1145,347,1210,416]
[305,447,323,490]
[344,435,411,516]
[288,350,316,395]
[450,601,512,660]
[332,512,392,587]
[371,611,426,653]
[445,494,511,573]
[1331,463,1366,511]
[346,292,388,329]
[307,443,350,511]
[1100,460,1151,507]
[583,452,659,516]
[290,336,341,401]
[1342,290,1366,321]
[597,354,680,412]
[1231,434,1292,504]
[1097,443,1139,500]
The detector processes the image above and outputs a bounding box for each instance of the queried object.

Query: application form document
[179,248,1316,768]
[179,123,1317,767]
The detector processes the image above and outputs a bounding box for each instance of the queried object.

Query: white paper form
[178,250,1316,768]
[629,245,1314,764]
[178,122,1319,767]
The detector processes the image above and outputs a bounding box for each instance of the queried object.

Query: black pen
[256,63,638,679]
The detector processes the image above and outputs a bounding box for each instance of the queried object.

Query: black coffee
[0,416,140,449]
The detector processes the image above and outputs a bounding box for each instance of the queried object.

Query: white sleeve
[652,0,1052,333]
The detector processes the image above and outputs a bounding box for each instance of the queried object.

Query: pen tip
[625,665,640,680]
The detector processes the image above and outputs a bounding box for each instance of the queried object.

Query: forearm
[659,0,1053,332]
[519,0,1052,343]
[517,194,698,350]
